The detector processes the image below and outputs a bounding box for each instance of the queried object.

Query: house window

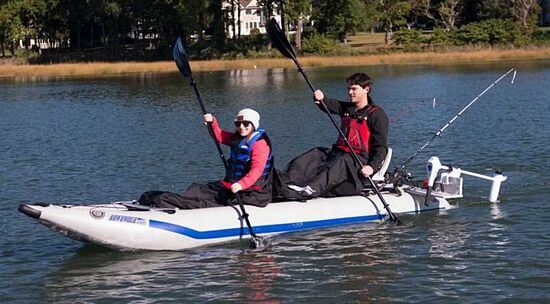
[246,9,251,14]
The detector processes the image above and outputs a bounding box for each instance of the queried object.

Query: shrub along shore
[1,46,550,80]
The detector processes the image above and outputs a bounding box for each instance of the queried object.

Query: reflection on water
[45,241,292,302]
[428,218,468,260]
[45,222,412,302]
[227,68,288,91]
[238,253,282,303]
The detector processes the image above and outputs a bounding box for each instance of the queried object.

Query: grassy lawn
[346,32,386,46]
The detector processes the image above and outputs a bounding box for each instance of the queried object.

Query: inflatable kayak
[18,157,507,251]
[18,188,449,251]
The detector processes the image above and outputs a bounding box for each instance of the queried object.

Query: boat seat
[371,147,392,182]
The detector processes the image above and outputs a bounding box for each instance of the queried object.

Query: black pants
[281,147,368,197]
[139,181,272,209]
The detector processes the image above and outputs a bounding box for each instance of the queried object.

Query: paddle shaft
[189,80,230,169]
[187,78,259,239]
[292,59,400,223]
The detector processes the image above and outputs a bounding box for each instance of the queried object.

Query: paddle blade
[266,18,296,60]
[248,235,272,251]
[172,36,192,78]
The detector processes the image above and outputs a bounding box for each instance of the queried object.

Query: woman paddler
[138,108,274,209]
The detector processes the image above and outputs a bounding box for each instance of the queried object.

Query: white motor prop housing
[426,156,507,203]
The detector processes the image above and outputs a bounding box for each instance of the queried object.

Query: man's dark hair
[346,73,372,89]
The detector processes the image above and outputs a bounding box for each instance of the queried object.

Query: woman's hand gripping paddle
[266,19,400,224]
[172,37,271,250]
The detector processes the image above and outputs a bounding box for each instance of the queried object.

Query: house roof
[239,0,252,7]
[239,0,253,7]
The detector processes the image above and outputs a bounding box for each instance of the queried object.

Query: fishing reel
[387,167,416,187]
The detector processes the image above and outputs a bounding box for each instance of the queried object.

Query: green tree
[393,28,425,49]
[134,0,188,53]
[16,0,47,49]
[39,0,70,49]
[376,0,412,46]
[429,27,457,45]
[301,33,338,54]
[457,18,526,45]
[409,0,463,30]
[180,0,211,42]
[409,0,438,28]
[313,0,370,42]
[0,0,41,56]
[476,0,512,20]
[284,0,310,49]
[511,0,540,34]
[438,0,462,30]
[0,1,22,56]
[207,0,225,50]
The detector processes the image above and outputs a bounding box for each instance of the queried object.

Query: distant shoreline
[1,47,550,80]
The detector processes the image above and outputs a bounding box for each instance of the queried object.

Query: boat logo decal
[108,214,146,225]
[90,209,105,219]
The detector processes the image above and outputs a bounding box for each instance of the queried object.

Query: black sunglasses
[234,121,252,128]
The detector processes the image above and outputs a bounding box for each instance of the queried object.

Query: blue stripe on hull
[149,214,383,240]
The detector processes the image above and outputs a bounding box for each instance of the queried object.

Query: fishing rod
[172,37,270,250]
[399,68,517,170]
[267,18,400,224]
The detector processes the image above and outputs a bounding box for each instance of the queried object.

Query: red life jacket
[336,105,379,153]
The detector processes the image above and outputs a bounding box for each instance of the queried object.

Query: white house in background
[223,0,281,38]
[18,38,60,51]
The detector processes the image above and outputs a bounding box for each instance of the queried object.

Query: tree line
[0,0,546,61]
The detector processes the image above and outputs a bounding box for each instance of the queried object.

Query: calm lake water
[1,60,550,302]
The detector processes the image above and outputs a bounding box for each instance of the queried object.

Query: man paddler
[281,72,389,197]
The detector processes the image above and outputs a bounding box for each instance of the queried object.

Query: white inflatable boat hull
[19,187,451,251]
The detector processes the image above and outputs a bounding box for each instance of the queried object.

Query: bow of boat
[19,203,43,219]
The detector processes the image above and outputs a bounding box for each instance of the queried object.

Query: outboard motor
[425,156,507,203]
[424,156,443,205]
[426,156,443,190]
[433,167,463,198]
